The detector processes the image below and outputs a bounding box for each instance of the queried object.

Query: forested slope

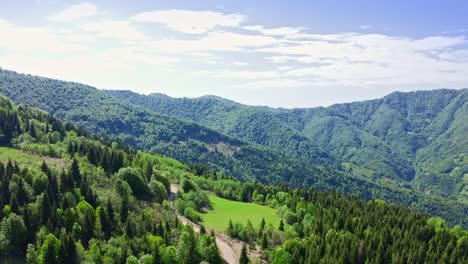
[1,69,466,227]
[107,91,337,169]
[277,89,468,204]
[108,88,468,224]
[0,95,223,263]
[0,95,466,263]
[0,69,339,186]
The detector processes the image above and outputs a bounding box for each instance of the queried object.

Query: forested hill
[1,68,467,228]
[108,88,467,213]
[107,91,334,170]
[0,68,340,185]
[276,89,467,203]
[0,94,466,263]
[108,88,466,183]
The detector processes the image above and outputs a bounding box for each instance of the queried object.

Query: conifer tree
[29,123,37,139]
[70,158,81,187]
[239,245,250,264]
[177,226,200,264]
[279,219,285,231]
[152,242,162,264]
[121,195,129,223]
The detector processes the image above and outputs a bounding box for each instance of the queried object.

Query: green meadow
[201,195,281,233]
[0,147,67,169]
[0,147,41,163]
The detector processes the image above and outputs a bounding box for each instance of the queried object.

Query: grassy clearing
[201,195,281,233]
[0,147,68,169]
[0,147,41,163]
[342,162,376,178]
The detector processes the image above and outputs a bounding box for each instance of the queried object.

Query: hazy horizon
[4,66,466,109]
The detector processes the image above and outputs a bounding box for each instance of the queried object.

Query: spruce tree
[29,123,37,139]
[120,195,129,223]
[177,226,200,264]
[70,158,81,187]
[153,242,162,264]
[279,219,285,231]
[239,245,250,264]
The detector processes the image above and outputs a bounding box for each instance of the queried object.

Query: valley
[0,94,465,263]
[1,69,465,228]
[1,1,467,263]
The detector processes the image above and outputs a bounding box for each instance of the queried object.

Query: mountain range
[0,93,465,263]
[108,88,467,203]
[0,68,466,227]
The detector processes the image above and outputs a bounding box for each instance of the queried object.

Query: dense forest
[0,69,344,184]
[108,89,467,191]
[109,88,467,199]
[107,88,468,227]
[0,68,466,228]
[184,166,468,264]
[0,95,223,263]
[0,95,466,263]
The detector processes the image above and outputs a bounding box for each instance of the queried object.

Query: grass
[0,147,41,163]
[342,162,376,178]
[201,195,281,233]
[0,147,68,169]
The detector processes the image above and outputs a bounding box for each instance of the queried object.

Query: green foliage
[176,226,200,264]
[3,69,467,227]
[0,68,340,192]
[162,246,177,264]
[272,248,294,264]
[174,190,211,222]
[0,79,467,263]
[239,245,249,264]
[0,213,27,255]
[185,167,468,263]
[117,167,150,198]
[149,179,168,203]
[107,91,338,168]
[39,234,60,264]
[0,95,222,263]
[108,88,468,227]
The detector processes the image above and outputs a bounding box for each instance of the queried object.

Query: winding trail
[169,184,243,264]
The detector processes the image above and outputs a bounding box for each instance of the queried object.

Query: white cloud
[411,36,465,50]
[81,20,147,41]
[99,47,179,65]
[188,52,214,57]
[439,49,468,62]
[148,31,279,53]
[245,25,305,36]
[131,9,244,34]
[227,78,310,91]
[360,25,372,29]
[0,18,87,53]
[256,33,468,87]
[216,70,278,79]
[233,62,249,66]
[268,55,336,64]
[0,18,177,91]
[1,7,468,107]
[48,2,98,22]
[278,66,294,71]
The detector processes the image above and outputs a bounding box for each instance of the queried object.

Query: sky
[0,0,467,108]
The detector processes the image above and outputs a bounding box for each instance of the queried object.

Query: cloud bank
[1,3,467,107]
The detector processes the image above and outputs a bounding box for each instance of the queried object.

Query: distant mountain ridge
[110,90,338,170]
[0,68,466,227]
[108,88,467,215]
[0,68,343,187]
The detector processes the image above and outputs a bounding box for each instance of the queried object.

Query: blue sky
[1,0,467,107]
